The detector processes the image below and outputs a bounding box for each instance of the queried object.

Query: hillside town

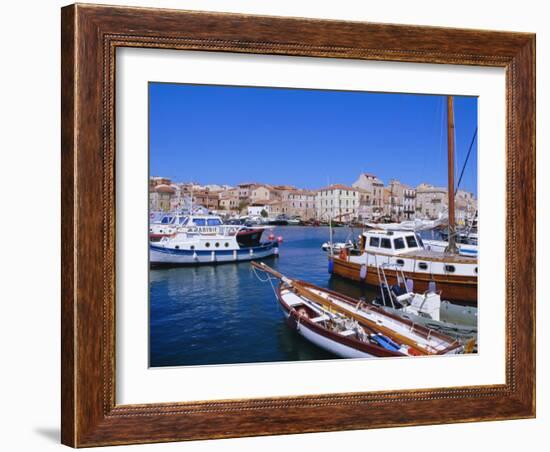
[149,172,477,224]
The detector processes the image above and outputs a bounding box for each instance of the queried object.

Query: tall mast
[446,96,458,254]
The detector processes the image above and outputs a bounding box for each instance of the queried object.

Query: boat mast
[446,96,458,254]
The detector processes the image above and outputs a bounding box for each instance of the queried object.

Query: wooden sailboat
[330,96,478,304]
[252,262,464,359]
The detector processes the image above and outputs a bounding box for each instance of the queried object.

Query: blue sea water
[149,226,379,367]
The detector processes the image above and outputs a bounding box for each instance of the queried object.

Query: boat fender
[406,279,414,292]
[428,281,437,293]
[328,258,334,274]
[359,264,367,280]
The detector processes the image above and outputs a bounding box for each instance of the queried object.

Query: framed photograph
[61,3,535,447]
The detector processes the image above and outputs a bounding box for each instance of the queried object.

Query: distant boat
[286,217,302,226]
[321,241,354,252]
[423,239,478,257]
[267,215,289,226]
[150,214,280,266]
[364,216,447,232]
[252,262,464,358]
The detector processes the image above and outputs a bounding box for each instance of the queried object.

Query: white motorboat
[321,240,354,252]
[150,215,281,265]
[423,239,478,257]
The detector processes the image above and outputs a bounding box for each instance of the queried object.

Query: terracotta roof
[155,184,175,194]
[317,184,359,192]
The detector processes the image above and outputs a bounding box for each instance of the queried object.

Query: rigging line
[455,127,478,194]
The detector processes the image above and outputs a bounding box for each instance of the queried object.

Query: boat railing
[183,225,244,236]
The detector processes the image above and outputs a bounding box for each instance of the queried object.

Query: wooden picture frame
[61,3,536,447]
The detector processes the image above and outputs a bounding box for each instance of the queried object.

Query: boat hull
[331,256,478,304]
[284,310,375,359]
[276,287,401,359]
[150,241,278,266]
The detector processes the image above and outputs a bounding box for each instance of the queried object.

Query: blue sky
[149,83,478,194]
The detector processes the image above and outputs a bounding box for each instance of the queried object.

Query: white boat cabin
[361,230,425,256]
[348,229,478,279]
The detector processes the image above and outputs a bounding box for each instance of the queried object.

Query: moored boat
[423,239,478,257]
[321,240,354,252]
[150,221,281,266]
[252,262,464,359]
[330,229,478,303]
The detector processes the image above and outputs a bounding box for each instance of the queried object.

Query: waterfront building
[218,187,240,213]
[403,186,417,219]
[356,187,374,221]
[149,183,175,212]
[236,183,258,200]
[266,199,286,216]
[415,183,447,219]
[315,184,360,221]
[285,189,317,220]
[352,173,385,217]
[383,179,416,221]
[456,189,478,224]
[192,189,220,211]
[149,176,172,189]
[247,203,270,217]
[250,185,279,203]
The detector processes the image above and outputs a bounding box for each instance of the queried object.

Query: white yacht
[150,214,280,265]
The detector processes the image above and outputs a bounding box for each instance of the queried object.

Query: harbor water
[149,226,473,367]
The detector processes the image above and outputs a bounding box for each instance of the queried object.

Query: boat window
[369,237,380,247]
[205,242,210,248]
[194,218,206,226]
[418,262,428,270]
[394,237,405,249]
[380,238,392,249]
[405,235,418,248]
[207,218,222,226]
[445,265,455,273]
